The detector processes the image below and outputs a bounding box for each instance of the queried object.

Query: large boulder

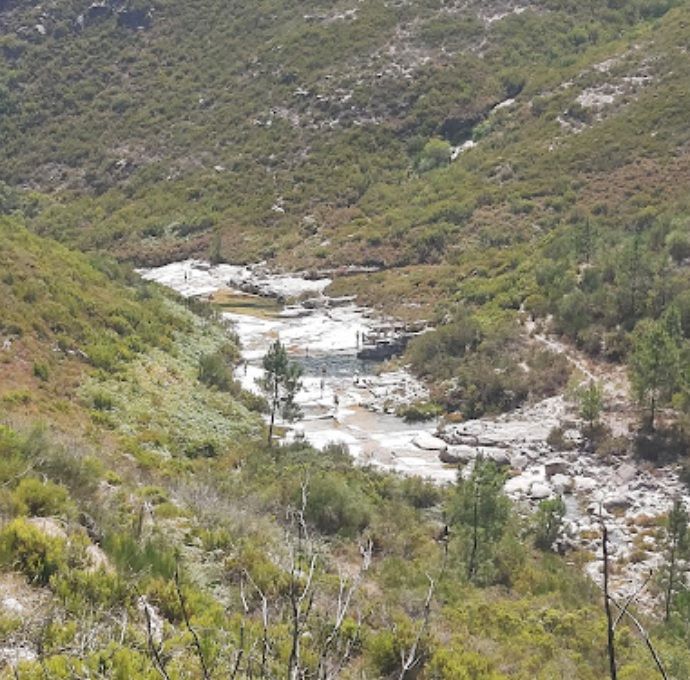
[544,459,570,478]
[412,432,448,452]
[117,7,152,29]
[486,449,510,466]
[614,463,637,485]
[574,476,597,492]
[551,473,574,494]
[603,495,632,513]
[529,481,552,500]
[439,445,474,465]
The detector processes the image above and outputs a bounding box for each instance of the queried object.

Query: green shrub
[534,497,566,550]
[52,569,126,612]
[198,349,239,392]
[92,391,114,411]
[305,474,372,536]
[0,518,66,585]
[12,478,71,517]
[32,361,49,381]
[399,476,441,509]
[396,401,443,423]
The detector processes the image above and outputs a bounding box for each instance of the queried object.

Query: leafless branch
[141,597,170,680]
[608,593,669,680]
[613,570,653,630]
[398,573,435,680]
[242,569,270,678]
[317,539,373,679]
[175,566,211,680]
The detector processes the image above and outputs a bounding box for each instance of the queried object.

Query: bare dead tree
[287,550,317,679]
[397,573,435,680]
[664,497,688,622]
[242,569,271,679]
[467,482,480,581]
[601,518,617,680]
[142,599,171,680]
[395,517,452,680]
[174,566,211,680]
[230,623,245,680]
[286,477,317,680]
[596,567,668,680]
[316,538,373,680]
[612,570,653,630]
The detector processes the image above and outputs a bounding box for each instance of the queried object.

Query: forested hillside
[1,0,690,677]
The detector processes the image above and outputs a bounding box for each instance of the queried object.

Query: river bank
[140,259,688,610]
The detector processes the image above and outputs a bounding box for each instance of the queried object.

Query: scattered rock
[412,432,447,452]
[604,495,632,513]
[544,459,570,477]
[530,482,552,500]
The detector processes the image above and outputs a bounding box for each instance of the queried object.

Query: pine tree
[259,339,303,446]
[629,320,680,430]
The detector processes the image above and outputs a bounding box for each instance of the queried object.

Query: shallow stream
[140,259,690,606]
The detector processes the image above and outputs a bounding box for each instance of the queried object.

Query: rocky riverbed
[141,259,688,609]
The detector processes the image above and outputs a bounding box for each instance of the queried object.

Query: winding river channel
[141,259,689,607]
[141,259,456,482]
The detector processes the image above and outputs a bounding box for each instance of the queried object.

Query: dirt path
[526,319,635,436]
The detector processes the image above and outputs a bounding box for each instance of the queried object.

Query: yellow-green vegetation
[2,0,690,676]
[0,227,688,678]
[0,219,262,453]
[1,421,690,679]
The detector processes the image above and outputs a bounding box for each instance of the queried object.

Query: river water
[140,259,456,482]
[140,259,690,606]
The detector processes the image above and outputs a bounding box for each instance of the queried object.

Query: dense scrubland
[1,0,690,676]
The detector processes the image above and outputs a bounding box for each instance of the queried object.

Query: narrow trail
[526,318,635,436]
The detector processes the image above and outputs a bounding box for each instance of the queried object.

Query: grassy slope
[0,228,686,678]
[1,2,690,676]
[0,0,686,266]
[0,218,261,451]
